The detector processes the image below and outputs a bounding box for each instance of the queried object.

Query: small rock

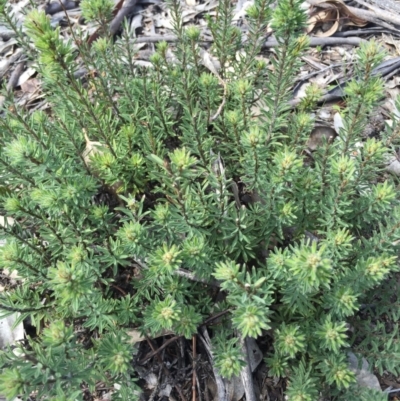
[348,351,381,391]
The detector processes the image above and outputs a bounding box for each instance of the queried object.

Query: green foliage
[213,334,246,378]
[81,0,114,24]
[333,383,390,401]
[0,0,399,399]
[286,361,319,401]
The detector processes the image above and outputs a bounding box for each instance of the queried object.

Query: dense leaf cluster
[0,0,399,399]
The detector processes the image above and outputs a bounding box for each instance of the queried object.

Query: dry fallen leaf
[20,78,40,94]
[307,0,367,37]
[17,67,36,87]
[233,0,254,21]
[0,216,15,228]
[308,9,339,37]
[333,112,344,133]
[201,49,221,74]
[126,328,174,344]
[82,129,105,167]
[307,125,336,150]
[0,315,24,349]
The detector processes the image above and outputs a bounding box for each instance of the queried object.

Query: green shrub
[0,0,399,399]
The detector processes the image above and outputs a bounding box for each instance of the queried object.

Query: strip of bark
[109,0,138,36]
[306,0,400,31]
[135,34,365,47]
[7,60,26,92]
[352,0,400,26]
[263,36,365,48]
[0,49,23,80]
[239,335,257,401]
[199,327,228,401]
